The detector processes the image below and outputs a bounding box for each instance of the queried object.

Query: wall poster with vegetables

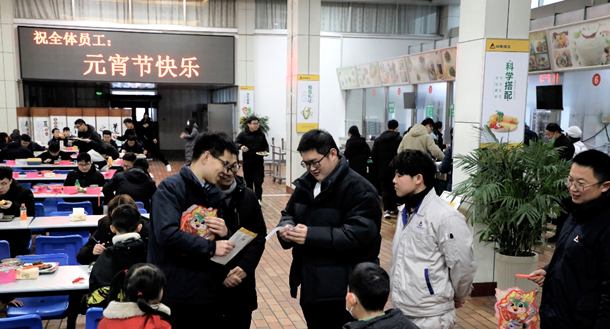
[296,75,319,132]
[481,39,530,145]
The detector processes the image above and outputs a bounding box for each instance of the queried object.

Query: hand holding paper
[211,228,258,265]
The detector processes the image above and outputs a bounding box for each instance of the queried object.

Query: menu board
[337,67,360,90]
[548,18,610,71]
[378,58,409,85]
[405,54,429,83]
[529,31,551,71]
[356,63,382,88]
[440,48,457,80]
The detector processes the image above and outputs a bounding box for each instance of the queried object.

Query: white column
[0,0,17,132]
[453,0,531,293]
[236,0,255,87]
[285,0,321,191]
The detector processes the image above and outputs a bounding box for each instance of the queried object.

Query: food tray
[23,262,59,274]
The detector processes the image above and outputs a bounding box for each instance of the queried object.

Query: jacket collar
[178,165,225,206]
[293,155,349,193]
[103,301,171,319]
[112,232,141,245]
[572,191,610,221]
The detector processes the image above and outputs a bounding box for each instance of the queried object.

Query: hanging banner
[529,31,551,72]
[296,75,319,132]
[239,86,254,118]
[481,39,529,145]
[336,67,360,90]
[547,18,610,71]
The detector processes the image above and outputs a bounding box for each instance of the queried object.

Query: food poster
[548,18,610,70]
[296,75,319,132]
[378,58,409,86]
[18,117,32,139]
[441,48,457,80]
[529,31,551,71]
[406,54,430,84]
[423,51,445,82]
[356,63,382,88]
[481,39,530,145]
[336,67,360,89]
[239,86,254,118]
[33,117,51,145]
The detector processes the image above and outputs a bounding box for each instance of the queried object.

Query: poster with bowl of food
[529,31,552,71]
[548,18,610,70]
[442,48,457,80]
[378,58,408,85]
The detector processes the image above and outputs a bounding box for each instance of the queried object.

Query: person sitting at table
[48,128,66,146]
[0,138,33,161]
[99,141,120,163]
[0,132,9,149]
[103,159,156,212]
[77,194,149,265]
[102,130,119,151]
[115,152,136,174]
[121,135,146,155]
[20,134,45,152]
[38,142,72,163]
[64,153,106,188]
[88,204,147,308]
[0,166,35,257]
[63,127,74,146]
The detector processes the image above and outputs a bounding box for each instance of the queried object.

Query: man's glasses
[77,163,92,168]
[564,178,601,192]
[301,151,330,170]
[211,154,241,173]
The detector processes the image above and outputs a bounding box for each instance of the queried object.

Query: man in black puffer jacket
[372,120,403,218]
[148,131,237,329]
[235,116,269,201]
[0,140,33,161]
[216,162,267,328]
[73,119,102,154]
[103,159,156,212]
[0,167,34,257]
[64,153,106,188]
[276,129,382,329]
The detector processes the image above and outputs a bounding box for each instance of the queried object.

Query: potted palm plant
[452,127,570,291]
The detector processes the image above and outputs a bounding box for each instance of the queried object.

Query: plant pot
[495,252,539,292]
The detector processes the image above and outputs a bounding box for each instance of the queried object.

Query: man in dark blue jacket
[148,131,237,329]
[529,150,610,329]
[277,129,382,329]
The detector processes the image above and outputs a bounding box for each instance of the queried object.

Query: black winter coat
[121,141,144,154]
[553,134,575,161]
[103,168,156,211]
[74,124,102,154]
[0,141,33,161]
[540,191,610,329]
[0,180,35,257]
[116,128,138,142]
[278,156,382,305]
[344,136,371,178]
[148,165,228,306]
[433,129,445,151]
[64,166,106,187]
[38,150,72,163]
[235,128,269,164]
[48,136,67,145]
[218,176,267,312]
[371,131,402,179]
[342,309,420,329]
[26,142,46,152]
[77,215,150,265]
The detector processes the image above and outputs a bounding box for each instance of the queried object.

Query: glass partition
[345,89,364,137]
[387,85,414,135]
[364,88,386,138]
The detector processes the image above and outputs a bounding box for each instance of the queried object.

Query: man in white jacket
[389,150,476,329]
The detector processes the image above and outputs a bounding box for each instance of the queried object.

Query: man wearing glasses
[529,150,610,329]
[63,153,106,214]
[0,166,35,257]
[235,116,269,201]
[149,131,236,329]
[276,129,382,328]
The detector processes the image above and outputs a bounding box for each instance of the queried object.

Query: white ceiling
[324,0,460,5]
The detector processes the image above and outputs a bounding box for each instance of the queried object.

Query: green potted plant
[239,113,270,134]
[452,127,570,290]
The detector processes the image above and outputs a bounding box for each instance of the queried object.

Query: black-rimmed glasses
[301,151,330,170]
[211,154,241,173]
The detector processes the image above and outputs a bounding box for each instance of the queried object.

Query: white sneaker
[166,164,172,172]
[384,210,391,219]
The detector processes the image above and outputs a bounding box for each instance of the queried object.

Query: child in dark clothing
[88,204,147,307]
[343,263,419,329]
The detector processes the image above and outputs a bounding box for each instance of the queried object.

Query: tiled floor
[0,153,556,328]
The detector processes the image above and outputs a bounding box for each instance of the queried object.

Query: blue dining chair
[34,203,45,217]
[57,201,93,217]
[34,235,83,265]
[86,307,104,329]
[0,240,10,260]
[20,182,32,189]
[0,314,44,329]
[138,208,148,214]
[134,201,145,209]
[7,254,70,320]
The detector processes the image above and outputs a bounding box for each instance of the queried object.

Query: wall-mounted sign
[18,27,235,84]
[388,102,395,114]
[296,75,319,132]
[593,73,601,86]
[239,86,254,117]
[425,104,434,117]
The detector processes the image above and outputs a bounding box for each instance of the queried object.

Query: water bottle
[75,179,81,187]
[20,204,27,221]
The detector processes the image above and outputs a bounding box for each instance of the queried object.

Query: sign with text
[239,86,254,118]
[481,39,529,145]
[296,75,319,132]
[18,27,234,84]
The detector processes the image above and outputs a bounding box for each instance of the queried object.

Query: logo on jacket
[574,235,579,243]
[416,221,424,230]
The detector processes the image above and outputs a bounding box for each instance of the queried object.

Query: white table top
[0,217,34,230]
[0,265,89,294]
[2,164,78,169]
[33,193,102,199]
[16,174,112,182]
[28,215,103,229]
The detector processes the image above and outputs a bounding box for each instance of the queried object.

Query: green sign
[425,104,434,118]
[450,104,454,118]
[388,102,395,114]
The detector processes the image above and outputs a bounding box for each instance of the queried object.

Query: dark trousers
[301,301,354,329]
[221,309,253,329]
[243,159,264,200]
[379,175,397,212]
[143,141,169,166]
[165,302,222,329]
